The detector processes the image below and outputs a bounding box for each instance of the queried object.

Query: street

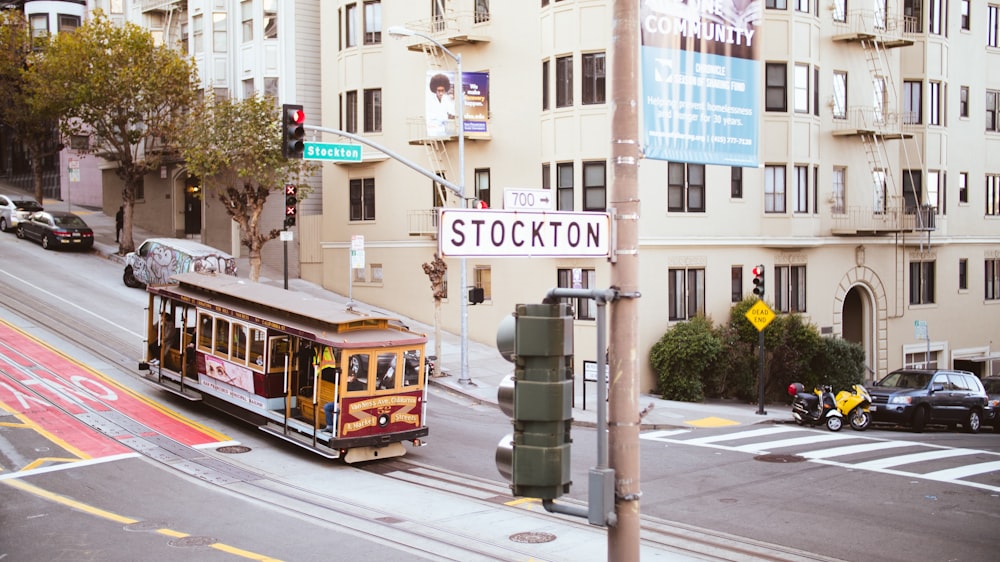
[2,229,999,561]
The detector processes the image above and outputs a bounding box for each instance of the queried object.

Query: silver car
[0,194,43,232]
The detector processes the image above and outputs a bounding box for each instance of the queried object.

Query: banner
[425,70,490,137]
[640,0,762,167]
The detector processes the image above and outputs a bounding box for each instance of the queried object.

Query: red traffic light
[289,107,305,125]
[752,265,765,276]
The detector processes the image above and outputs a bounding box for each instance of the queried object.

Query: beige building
[282,1,998,392]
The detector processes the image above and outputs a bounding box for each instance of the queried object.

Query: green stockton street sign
[303,142,362,162]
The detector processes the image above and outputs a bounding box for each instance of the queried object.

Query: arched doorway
[841,285,870,379]
[184,176,202,236]
[834,266,888,382]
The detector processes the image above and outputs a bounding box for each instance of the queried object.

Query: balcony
[831,106,911,140]
[397,11,492,51]
[832,204,937,236]
[404,117,491,146]
[140,0,185,12]
[408,209,439,238]
[831,9,913,49]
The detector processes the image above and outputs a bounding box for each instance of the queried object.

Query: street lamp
[388,25,471,386]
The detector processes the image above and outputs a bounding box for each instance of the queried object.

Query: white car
[0,194,44,232]
[123,237,238,288]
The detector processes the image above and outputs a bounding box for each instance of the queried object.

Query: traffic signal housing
[284,184,297,228]
[469,286,485,304]
[282,104,305,159]
[495,303,574,500]
[752,264,765,298]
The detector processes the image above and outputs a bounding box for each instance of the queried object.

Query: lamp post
[388,26,471,385]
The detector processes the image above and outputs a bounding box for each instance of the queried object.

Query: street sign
[303,142,362,162]
[745,300,775,332]
[914,320,928,340]
[439,209,610,258]
[504,188,554,210]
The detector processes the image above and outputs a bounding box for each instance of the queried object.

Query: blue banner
[640,1,762,167]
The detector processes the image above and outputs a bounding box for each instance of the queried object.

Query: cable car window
[346,353,369,391]
[198,313,213,352]
[215,318,230,356]
[376,351,397,390]
[249,328,265,368]
[269,336,291,372]
[232,323,248,363]
[403,349,422,386]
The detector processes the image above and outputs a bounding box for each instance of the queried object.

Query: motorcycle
[787,383,872,431]
[834,384,872,431]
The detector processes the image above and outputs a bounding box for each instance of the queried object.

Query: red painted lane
[0,320,229,459]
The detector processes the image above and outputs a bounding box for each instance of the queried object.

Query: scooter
[834,384,872,431]
[787,383,844,431]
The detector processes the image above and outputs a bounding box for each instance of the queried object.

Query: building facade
[312,0,1000,393]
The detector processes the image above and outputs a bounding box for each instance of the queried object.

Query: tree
[0,10,62,204]
[176,94,316,282]
[26,12,197,253]
[422,253,448,377]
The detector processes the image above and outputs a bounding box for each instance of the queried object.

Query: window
[263,0,278,39]
[668,268,706,321]
[474,266,492,302]
[556,55,573,108]
[363,88,381,132]
[558,268,596,320]
[832,166,846,214]
[961,0,971,30]
[873,170,887,213]
[903,81,922,124]
[775,265,807,313]
[927,170,941,214]
[557,162,574,211]
[582,52,606,105]
[431,0,446,32]
[192,14,204,52]
[909,260,935,305]
[344,90,358,133]
[432,173,447,208]
[766,0,787,8]
[988,89,999,132]
[349,178,375,221]
[731,266,743,303]
[731,167,743,198]
[793,64,809,113]
[960,86,969,118]
[58,15,81,33]
[353,266,367,283]
[928,0,945,35]
[242,78,254,98]
[904,0,923,33]
[833,0,846,22]
[989,5,999,47]
[583,161,607,211]
[794,165,809,213]
[541,163,551,190]
[345,3,358,48]
[988,175,1000,216]
[814,67,820,117]
[832,71,847,119]
[766,63,787,112]
[987,259,1000,300]
[959,258,968,291]
[475,168,491,207]
[959,171,969,203]
[370,263,383,284]
[475,0,491,24]
[264,78,278,98]
[795,0,809,13]
[241,0,253,42]
[902,170,922,212]
[364,1,381,44]
[542,60,550,110]
[928,81,942,126]
[29,13,47,40]
[667,162,705,213]
[765,165,786,213]
[213,12,227,53]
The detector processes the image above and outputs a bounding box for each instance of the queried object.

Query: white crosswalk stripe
[640,425,1000,492]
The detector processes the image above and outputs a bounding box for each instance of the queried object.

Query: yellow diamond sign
[745,300,775,332]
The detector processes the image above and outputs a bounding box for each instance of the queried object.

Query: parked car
[0,195,43,232]
[982,376,1000,433]
[123,237,237,288]
[869,368,988,433]
[16,210,94,251]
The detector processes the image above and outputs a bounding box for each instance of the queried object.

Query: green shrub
[649,315,721,402]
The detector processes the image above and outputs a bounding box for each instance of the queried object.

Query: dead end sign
[439,209,611,258]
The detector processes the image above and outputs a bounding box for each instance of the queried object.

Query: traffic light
[284,184,297,228]
[471,198,489,209]
[752,264,765,298]
[282,104,305,159]
[495,303,573,500]
[469,286,485,304]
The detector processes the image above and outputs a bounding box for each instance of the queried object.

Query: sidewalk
[13,184,792,430]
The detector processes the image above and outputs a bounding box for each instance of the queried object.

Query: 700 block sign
[439,209,610,258]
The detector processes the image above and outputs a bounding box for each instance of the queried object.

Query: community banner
[640,0,761,167]
[425,70,490,137]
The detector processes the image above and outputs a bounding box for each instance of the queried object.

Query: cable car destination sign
[439,209,610,258]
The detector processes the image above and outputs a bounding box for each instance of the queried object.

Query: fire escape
[398,8,491,238]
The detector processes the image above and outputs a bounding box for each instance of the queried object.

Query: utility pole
[609,1,641,560]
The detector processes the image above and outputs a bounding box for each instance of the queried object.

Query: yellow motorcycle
[788,383,871,431]
[835,384,872,431]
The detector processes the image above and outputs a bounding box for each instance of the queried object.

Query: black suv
[869,369,988,433]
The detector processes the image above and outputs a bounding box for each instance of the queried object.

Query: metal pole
[757,330,766,415]
[457,52,470,385]
[609,1,641,558]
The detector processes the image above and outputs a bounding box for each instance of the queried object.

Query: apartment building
[312,0,999,393]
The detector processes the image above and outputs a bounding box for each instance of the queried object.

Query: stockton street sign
[439,209,611,258]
